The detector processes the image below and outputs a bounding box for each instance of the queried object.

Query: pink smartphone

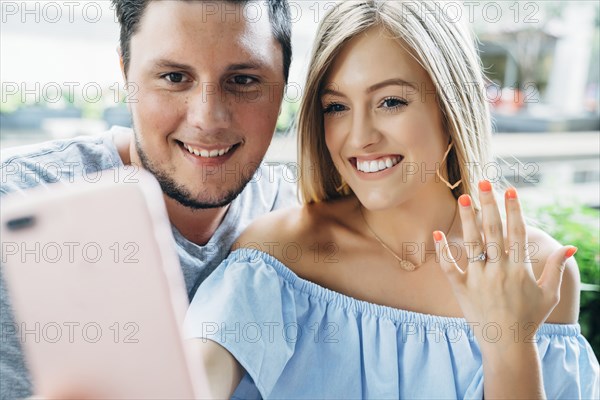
[1,168,208,399]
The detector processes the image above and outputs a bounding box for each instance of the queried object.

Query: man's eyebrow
[150,59,268,72]
[321,78,419,97]
[226,61,268,72]
[151,59,195,71]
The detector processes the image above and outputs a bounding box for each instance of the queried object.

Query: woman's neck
[357,183,460,265]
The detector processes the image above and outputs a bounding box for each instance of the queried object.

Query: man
[0,1,293,398]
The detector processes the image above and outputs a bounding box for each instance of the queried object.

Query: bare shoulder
[234,197,357,271]
[234,204,308,251]
[526,225,580,324]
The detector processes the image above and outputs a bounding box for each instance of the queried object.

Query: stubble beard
[133,126,256,210]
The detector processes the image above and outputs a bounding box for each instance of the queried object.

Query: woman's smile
[350,154,404,176]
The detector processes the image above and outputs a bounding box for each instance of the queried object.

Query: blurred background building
[2,1,598,206]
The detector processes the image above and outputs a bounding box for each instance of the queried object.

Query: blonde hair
[297,0,493,209]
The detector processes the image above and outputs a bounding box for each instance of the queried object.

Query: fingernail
[458,194,471,207]
[565,246,578,258]
[433,231,443,242]
[479,180,492,192]
[505,187,517,200]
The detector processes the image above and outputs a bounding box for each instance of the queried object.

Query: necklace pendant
[399,259,417,271]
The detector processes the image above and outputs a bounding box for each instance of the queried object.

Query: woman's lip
[352,157,404,178]
[349,155,404,168]
[349,154,404,162]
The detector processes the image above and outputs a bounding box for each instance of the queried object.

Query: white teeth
[183,143,233,158]
[356,156,402,173]
[369,161,378,173]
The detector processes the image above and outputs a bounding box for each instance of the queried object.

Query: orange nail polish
[458,194,471,207]
[565,247,578,258]
[479,180,492,192]
[505,187,517,200]
[433,231,443,242]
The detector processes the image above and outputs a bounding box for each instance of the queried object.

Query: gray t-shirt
[0,126,297,399]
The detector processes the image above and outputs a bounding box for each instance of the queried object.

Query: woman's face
[322,26,449,210]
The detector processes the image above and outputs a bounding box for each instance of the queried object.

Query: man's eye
[163,73,185,83]
[231,75,257,85]
[323,103,347,115]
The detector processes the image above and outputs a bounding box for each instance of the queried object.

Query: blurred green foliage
[275,98,300,135]
[533,204,600,358]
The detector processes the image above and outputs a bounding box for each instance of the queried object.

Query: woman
[185,1,599,398]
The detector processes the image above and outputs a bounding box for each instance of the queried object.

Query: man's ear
[278,86,287,116]
[117,46,126,82]
[116,46,133,112]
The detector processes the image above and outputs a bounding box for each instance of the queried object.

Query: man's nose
[187,82,231,133]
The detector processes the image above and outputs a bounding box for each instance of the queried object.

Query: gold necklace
[359,203,458,272]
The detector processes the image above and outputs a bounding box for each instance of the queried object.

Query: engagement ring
[469,251,487,263]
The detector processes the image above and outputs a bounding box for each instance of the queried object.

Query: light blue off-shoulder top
[184,249,600,399]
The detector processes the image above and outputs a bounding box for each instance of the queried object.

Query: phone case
[1,168,207,399]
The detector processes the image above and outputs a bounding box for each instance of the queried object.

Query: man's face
[124,1,285,209]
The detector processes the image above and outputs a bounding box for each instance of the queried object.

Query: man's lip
[176,140,241,162]
[176,139,241,151]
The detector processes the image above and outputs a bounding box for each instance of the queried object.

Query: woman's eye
[163,73,186,83]
[323,103,347,114]
[381,97,408,109]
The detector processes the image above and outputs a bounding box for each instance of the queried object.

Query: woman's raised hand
[433,180,577,349]
[434,180,578,397]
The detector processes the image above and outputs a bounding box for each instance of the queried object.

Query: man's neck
[111,127,229,246]
[164,197,230,246]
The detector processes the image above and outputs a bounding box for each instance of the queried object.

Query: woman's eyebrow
[321,78,419,98]
[321,87,345,97]
[366,78,418,93]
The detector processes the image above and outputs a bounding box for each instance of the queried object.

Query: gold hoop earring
[436,142,462,190]
[335,179,349,194]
